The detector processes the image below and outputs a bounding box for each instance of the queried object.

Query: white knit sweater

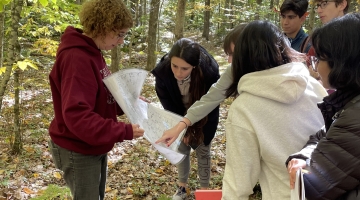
[222,62,328,200]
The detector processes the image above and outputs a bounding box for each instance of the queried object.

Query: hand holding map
[103,68,187,165]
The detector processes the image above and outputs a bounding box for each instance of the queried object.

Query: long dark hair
[311,13,360,90]
[168,38,207,146]
[226,20,305,98]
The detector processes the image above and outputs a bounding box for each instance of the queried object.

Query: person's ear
[339,0,347,11]
[300,13,307,24]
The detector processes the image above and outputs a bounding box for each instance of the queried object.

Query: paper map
[103,68,186,165]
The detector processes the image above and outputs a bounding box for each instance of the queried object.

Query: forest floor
[0,34,262,200]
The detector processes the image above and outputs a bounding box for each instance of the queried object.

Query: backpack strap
[300,35,310,53]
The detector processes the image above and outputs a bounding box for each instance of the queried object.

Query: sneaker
[172,186,187,200]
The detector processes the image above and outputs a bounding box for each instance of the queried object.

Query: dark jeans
[48,140,107,200]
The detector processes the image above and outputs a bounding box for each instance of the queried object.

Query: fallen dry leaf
[0,155,7,162]
[23,188,34,194]
[105,186,112,192]
[24,146,35,153]
[126,187,133,194]
[17,169,26,176]
[155,168,163,173]
[164,160,170,166]
[53,172,62,179]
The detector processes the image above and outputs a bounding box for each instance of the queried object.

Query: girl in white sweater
[222,20,327,200]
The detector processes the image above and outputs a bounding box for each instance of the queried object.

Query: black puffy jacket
[286,88,360,200]
[151,46,220,146]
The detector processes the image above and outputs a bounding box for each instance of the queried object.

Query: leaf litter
[0,47,261,200]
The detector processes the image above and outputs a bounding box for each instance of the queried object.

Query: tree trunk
[157,0,164,51]
[268,0,274,21]
[174,0,186,41]
[12,68,21,154]
[254,0,262,20]
[138,0,143,26]
[189,0,195,21]
[0,9,5,68]
[130,0,138,26]
[224,0,230,30]
[146,0,160,71]
[202,0,210,40]
[275,0,280,25]
[110,46,122,73]
[134,0,140,26]
[0,0,22,114]
[308,3,316,34]
[8,0,23,154]
[143,0,147,21]
[230,0,235,28]
[128,32,134,68]
[216,3,220,33]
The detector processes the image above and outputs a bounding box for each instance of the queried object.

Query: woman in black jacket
[286,13,360,200]
[151,38,220,200]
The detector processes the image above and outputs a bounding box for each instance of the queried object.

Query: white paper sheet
[291,168,305,200]
[150,142,185,165]
[103,69,149,125]
[103,68,187,165]
[143,104,185,152]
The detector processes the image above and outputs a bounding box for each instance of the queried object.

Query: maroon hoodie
[49,26,133,155]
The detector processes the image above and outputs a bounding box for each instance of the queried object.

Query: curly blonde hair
[79,0,133,38]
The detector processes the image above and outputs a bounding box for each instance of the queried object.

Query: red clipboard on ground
[195,190,222,200]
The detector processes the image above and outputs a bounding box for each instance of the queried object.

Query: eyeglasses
[116,32,127,40]
[314,1,335,9]
[310,56,319,72]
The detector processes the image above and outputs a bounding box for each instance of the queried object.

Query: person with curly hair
[48,0,144,199]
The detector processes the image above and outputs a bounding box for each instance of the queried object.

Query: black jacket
[286,88,360,200]
[151,46,220,145]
